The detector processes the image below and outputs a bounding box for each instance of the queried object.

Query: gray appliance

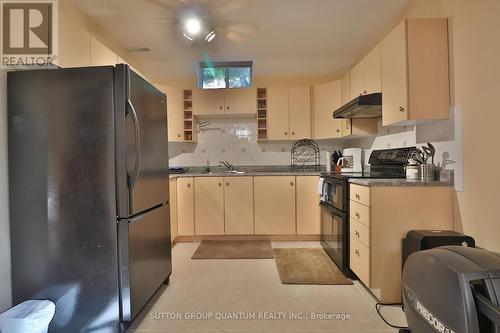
[332,92,382,118]
[8,64,171,332]
[402,246,500,333]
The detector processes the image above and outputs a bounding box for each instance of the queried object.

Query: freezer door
[118,204,172,322]
[116,65,169,217]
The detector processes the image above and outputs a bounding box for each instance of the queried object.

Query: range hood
[332,93,382,118]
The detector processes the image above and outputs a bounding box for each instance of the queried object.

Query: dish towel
[317,177,325,194]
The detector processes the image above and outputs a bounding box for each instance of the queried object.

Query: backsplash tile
[169,117,342,167]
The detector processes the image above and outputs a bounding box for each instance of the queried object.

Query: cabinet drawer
[350,236,370,287]
[350,200,371,227]
[350,219,370,247]
[350,184,371,206]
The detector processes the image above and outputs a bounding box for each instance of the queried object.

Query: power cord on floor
[375,302,410,331]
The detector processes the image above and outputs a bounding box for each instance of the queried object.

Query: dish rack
[291,139,320,170]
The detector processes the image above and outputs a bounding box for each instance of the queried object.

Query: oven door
[323,177,344,212]
[320,202,348,273]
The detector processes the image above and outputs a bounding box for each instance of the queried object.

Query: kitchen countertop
[169,165,324,179]
[349,178,454,187]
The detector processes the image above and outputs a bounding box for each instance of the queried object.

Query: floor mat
[191,240,274,259]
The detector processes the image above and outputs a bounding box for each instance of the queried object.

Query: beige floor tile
[128,242,406,333]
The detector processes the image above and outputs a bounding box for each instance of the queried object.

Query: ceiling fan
[142,0,257,44]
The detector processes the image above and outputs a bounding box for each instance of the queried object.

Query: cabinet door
[90,37,118,66]
[58,23,91,67]
[381,21,408,126]
[192,89,225,115]
[289,86,311,139]
[267,86,290,140]
[169,179,178,244]
[254,177,296,234]
[296,176,320,235]
[350,62,364,97]
[194,177,224,235]
[363,45,382,94]
[160,86,183,142]
[313,81,343,139]
[177,177,194,236]
[341,72,351,104]
[224,88,256,115]
[224,177,254,235]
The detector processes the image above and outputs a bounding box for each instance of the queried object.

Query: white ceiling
[71,0,411,80]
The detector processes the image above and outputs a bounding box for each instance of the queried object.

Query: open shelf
[182,89,195,142]
[256,88,268,140]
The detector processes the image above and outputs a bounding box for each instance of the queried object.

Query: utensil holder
[419,164,435,181]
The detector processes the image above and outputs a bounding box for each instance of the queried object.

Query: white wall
[0,69,12,312]
[169,117,343,167]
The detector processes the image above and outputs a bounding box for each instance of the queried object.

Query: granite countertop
[169,165,324,179]
[349,178,454,187]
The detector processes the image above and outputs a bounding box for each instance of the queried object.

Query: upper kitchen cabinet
[267,86,290,140]
[192,88,256,116]
[313,80,343,139]
[161,86,184,142]
[267,86,311,140]
[58,23,91,68]
[90,37,118,66]
[350,45,382,98]
[381,18,450,126]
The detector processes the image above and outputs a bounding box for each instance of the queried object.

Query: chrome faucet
[218,160,234,171]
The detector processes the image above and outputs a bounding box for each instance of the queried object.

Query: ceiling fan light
[185,17,201,36]
[205,31,216,42]
[183,32,194,41]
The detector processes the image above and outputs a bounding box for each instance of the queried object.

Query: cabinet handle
[355,194,360,200]
[177,133,181,138]
[219,106,223,110]
[336,129,340,133]
[290,181,294,186]
[218,182,222,187]
[187,183,191,188]
[399,106,405,112]
[226,106,230,110]
[355,212,360,219]
[284,132,288,135]
[355,249,360,256]
[291,132,295,135]
[226,182,229,186]
[355,230,360,238]
[363,89,367,94]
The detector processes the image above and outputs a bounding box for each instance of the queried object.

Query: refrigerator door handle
[126,98,141,189]
[125,204,163,224]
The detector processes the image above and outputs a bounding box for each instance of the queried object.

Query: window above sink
[198,61,253,89]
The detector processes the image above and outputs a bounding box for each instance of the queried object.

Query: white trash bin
[0,300,55,333]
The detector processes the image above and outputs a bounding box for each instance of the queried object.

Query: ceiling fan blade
[220,22,257,36]
[211,0,250,16]
[225,31,245,44]
[144,0,180,11]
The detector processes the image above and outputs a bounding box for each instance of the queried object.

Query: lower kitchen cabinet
[296,176,320,235]
[169,179,178,243]
[224,177,254,235]
[177,177,194,236]
[254,176,296,235]
[195,177,225,235]
[349,184,453,302]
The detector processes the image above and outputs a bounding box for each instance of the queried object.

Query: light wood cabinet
[289,86,311,139]
[90,37,118,66]
[381,18,450,126]
[193,88,256,115]
[194,177,225,235]
[177,177,194,236]
[254,176,296,234]
[349,184,454,302]
[224,88,257,115]
[224,177,254,235]
[296,176,320,235]
[313,81,343,139]
[157,85,184,142]
[169,179,178,244]
[192,89,225,115]
[58,23,91,68]
[267,86,290,140]
[349,45,382,98]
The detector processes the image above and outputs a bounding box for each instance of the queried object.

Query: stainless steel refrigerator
[8,64,172,332]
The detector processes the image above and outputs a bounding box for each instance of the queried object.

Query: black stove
[320,147,415,276]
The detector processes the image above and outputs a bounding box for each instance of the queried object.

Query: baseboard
[174,234,321,243]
